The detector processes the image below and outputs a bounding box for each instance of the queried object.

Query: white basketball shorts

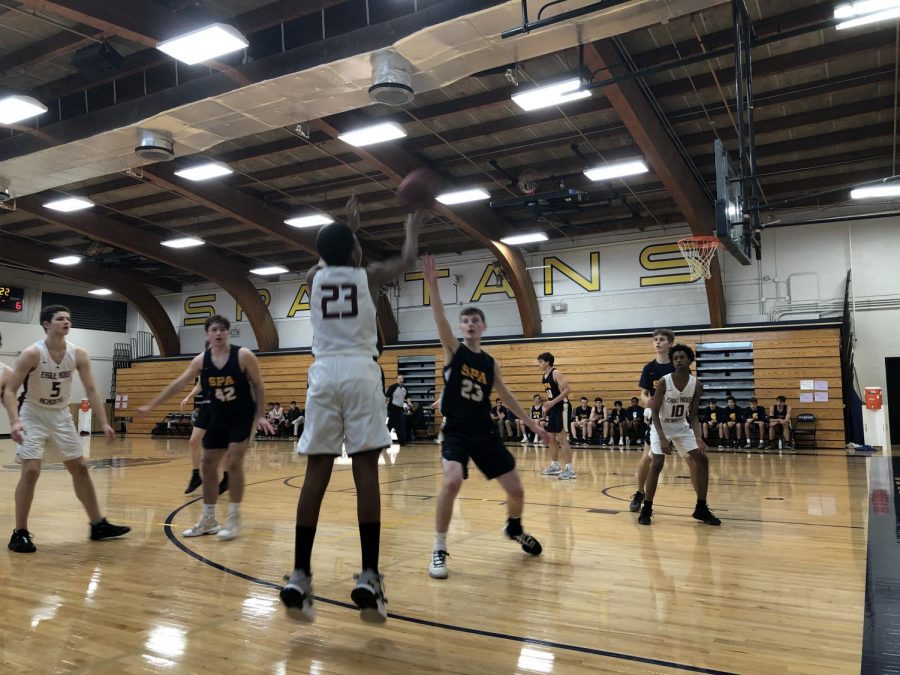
[649,423,699,458]
[16,402,83,462]
[298,356,392,456]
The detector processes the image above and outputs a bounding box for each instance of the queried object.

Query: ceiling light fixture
[0,94,48,125]
[338,122,407,147]
[500,232,548,245]
[174,161,233,181]
[49,255,82,265]
[43,196,94,212]
[156,23,249,65]
[850,184,900,199]
[284,214,334,228]
[436,188,490,205]
[835,1,900,28]
[161,237,205,248]
[584,160,649,182]
[89,288,113,296]
[250,265,289,275]
[511,78,591,112]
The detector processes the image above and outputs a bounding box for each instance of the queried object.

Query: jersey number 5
[321,284,359,319]
[460,378,483,402]
[50,382,61,398]
[214,386,236,402]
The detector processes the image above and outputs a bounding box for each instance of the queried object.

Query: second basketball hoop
[678,235,721,281]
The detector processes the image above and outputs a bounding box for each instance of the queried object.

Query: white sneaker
[217,512,241,540]
[429,550,449,579]
[558,467,577,480]
[520,436,528,443]
[280,570,315,622]
[351,569,388,622]
[541,464,561,476]
[183,514,220,537]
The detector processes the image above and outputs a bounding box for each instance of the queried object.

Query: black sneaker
[629,491,644,513]
[90,518,131,541]
[184,471,202,494]
[692,506,721,526]
[218,472,229,495]
[505,527,542,555]
[8,528,36,553]
[638,504,652,525]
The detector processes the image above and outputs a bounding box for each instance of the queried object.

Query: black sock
[696,499,707,509]
[636,490,644,497]
[643,499,653,509]
[294,525,316,575]
[506,517,523,537]
[359,521,380,573]
[191,468,200,476]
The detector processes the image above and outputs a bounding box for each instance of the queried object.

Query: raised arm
[346,194,361,232]
[239,348,275,435]
[494,363,550,444]
[422,254,459,362]
[3,345,39,444]
[74,347,116,442]
[137,354,203,415]
[366,209,425,288]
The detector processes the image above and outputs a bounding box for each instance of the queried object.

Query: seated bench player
[743,397,767,449]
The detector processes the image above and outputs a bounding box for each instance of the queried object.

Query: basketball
[398,168,441,208]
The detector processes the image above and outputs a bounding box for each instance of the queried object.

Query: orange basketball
[398,168,441,208]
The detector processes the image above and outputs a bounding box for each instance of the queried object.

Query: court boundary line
[162,475,735,675]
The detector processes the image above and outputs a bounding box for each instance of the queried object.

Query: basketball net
[677,236,721,281]
[517,168,539,195]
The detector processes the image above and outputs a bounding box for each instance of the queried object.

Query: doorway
[886,358,900,442]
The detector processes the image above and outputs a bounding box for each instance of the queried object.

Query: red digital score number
[15,301,21,310]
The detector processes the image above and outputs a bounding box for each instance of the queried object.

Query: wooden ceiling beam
[15,195,280,351]
[0,234,180,355]
[583,40,725,327]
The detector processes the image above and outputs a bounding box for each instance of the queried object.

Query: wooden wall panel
[115,327,844,449]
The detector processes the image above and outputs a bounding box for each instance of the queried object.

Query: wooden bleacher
[115,325,845,450]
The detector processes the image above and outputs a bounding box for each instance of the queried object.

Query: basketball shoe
[429,550,449,579]
[217,511,241,540]
[183,514,220,537]
[504,527,542,556]
[281,570,316,622]
[8,529,36,553]
[90,518,131,541]
[351,569,388,623]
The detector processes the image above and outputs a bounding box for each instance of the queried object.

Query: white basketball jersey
[23,340,76,408]
[310,266,378,358]
[657,373,695,430]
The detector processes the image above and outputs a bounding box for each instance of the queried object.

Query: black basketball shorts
[545,407,564,434]
[202,409,256,449]
[441,426,516,480]
[194,404,211,430]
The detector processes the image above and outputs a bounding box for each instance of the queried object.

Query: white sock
[203,504,215,517]
[434,532,447,552]
[550,461,560,468]
[228,502,241,516]
[566,463,574,471]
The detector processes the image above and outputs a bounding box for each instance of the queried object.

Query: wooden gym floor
[0,437,872,674]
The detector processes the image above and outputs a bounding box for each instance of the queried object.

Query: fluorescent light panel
[500,232,548,245]
[43,196,94,212]
[284,214,333,228]
[511,78,591,112]
[850,185,900,199]
[338,122,407,147]
[174,161,232,181]
[250,265,288,275]
[89,288,113,296]
[156,23,248,65]
[0,94,47,125]
[161,237,204,248]
[835,1,900,27]
[49,255,81,265]
[584,160,649,182]
[436,188,490,205]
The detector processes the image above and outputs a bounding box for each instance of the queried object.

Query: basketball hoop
[677,235,721,281]
[518,168,539,195]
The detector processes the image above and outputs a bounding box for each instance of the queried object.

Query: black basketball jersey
[202,345,254,423]
[771,403,788,420]
[441,344,494,431]
[639,359,675,397]
[542,370,562,411]
[530,404,543,420]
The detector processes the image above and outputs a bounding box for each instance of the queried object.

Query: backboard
[714,139,753,265]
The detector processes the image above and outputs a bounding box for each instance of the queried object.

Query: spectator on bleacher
[625,397,645,445]
[286,401,304,439]
[269,402,285,436]
[491,398,514,438]
[385,375,408,445]
[744,397,767,449]
[720,396,744,448]
[571,396,593,445]
[589,397,608,445]
[607,400,628,446]
[700,398,723,446]
[769,395,793,449]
